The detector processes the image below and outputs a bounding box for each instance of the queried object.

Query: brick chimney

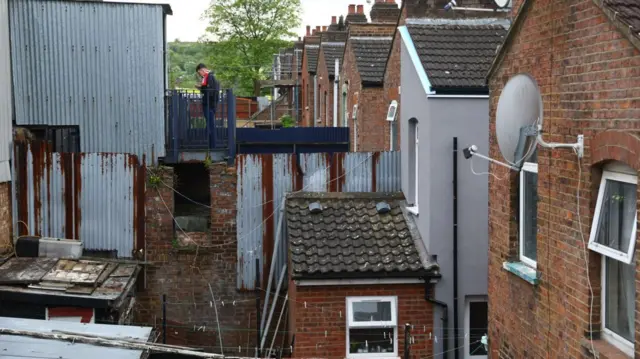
[370,0,400,23]
[345,3,367,25]
[331,16,337,24]
[322,25,328,32]
[306,25,311,36]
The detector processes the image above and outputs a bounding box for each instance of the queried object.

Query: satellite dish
[495,74,542,164]
[494,0,511,8]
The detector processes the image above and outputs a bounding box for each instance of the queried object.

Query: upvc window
[346,296,397,358]
[519,151,538,268]
[588,164,637,356]
[464,298,488,359]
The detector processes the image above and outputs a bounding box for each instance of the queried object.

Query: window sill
[406,206,419,216]
[502,261,540,285]
[581,338,632,359]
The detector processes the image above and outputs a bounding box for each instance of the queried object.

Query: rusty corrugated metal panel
[12,141,143,258]
[9,0,166,164]
[236,151,401,289]
[0,0,11,183]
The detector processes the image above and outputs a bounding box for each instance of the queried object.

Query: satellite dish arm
[463,145,521,171]
[536,124,584,158]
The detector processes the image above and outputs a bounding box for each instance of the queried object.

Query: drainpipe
[352,108,357,151]
[423,263,448,357]
[313,75,318,127]
[453,137,459,359]
[333,59,339,127]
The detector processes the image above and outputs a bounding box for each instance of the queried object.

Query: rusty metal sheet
[41,259,107,285]
[0,258,57,284]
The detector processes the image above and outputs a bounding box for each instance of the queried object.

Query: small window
[519,150,538,267]
[465,298,488,359]
[24,126,80,153]
[588,169,637,264]
[346,296,397,357]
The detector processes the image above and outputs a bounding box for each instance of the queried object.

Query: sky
[110,0,375,42]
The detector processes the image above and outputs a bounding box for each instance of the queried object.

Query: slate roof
[322,43,346,77]
[406,22,508,89]
[604,0,640,35]
[286,192,438,280]
[305,45,320,73]
[352,37,394,84]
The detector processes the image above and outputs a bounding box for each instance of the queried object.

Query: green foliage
[201,0,302,96]
[168,42,210,89]
[148,174,162,188]
[203,155,213,170]
[280,114,294,128]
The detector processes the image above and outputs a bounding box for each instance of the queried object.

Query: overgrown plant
[280,114,294,128]
[203,155,213,169]
[148,174,162,188]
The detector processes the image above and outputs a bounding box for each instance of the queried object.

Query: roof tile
[305,45,319,73]
[352,38,393,84]
[604,0,640,33]
[322,43,346,76]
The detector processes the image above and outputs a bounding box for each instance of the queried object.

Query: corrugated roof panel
[0,0,11,182]
[9,0,166,164]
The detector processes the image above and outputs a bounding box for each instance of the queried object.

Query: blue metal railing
[166,89,236,163]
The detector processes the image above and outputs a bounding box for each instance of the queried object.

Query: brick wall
[290,283,434,359]
[348,23,396,37]
[358,87,390,152]
[487,1,640,358]
[0,182,11,254]
[383,3,405,152]
[301,37,320,127]
[138,163,257,355]
[340,40,362,150]
[370,0,401,23]
[316,48,332,127]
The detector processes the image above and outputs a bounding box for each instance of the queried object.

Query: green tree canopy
[202,0,301,96]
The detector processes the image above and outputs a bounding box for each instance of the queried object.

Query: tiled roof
[407,22,508,89]
[322,43,345,77]
[352,37,393,84]
[604,0,640,34]
[305,45,319,73]
[286,192,437,280]
[295,49,303,73]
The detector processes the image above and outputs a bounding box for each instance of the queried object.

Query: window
[346,296,397,358]
[519,150,538,267]
[464,298,488,359]
[25,126,80,153]
[589,163,637,355]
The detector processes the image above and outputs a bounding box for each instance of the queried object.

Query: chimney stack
[348,4,356,14]
[357,5,364,14]
[316,26,321,32]
[322,25,327,31]
[331,16,337,24]
[306,25,311,36]
[312,29,316,35]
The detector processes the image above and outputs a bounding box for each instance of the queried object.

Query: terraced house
[487,0,640,358]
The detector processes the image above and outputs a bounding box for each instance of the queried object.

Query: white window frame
[346,296,398,359]
[601,256,635,357]
[519,162,538,268]
[464,297,488,359]
[588,170,638,264]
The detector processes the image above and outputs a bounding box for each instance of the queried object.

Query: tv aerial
[463,74,584,172]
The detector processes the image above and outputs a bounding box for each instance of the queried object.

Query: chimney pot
[306,25,311,36]
[312,29,316,35]
[322,26,327,32]
[316,26,321,32]
[348,4,356,14]
[331,16,337,24]
[357,5,364,14]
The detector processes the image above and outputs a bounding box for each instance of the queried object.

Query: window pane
[348,328,394,354]
[595,180,637,253]
[469,302,488,356]
[352,301,392,322]
[522,170,538,261]
[605,257,635,342]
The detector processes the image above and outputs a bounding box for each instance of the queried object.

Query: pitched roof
[603,0,640,36]
[286,192,438,280]
[352,37,394,84]
[406,19,508,89]
[305,45,320,73]
[321,43,345,77]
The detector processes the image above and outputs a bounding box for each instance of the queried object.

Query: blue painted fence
[165,89,236,163]
[236,127,350,154]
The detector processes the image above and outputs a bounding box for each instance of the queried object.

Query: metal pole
[162,294,167,344]
[255,258,261,358]
[260,265,287,351]
[404,323,410,359]
[260,199,286,333]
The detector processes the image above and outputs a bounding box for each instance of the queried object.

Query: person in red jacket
[195,63,220,124]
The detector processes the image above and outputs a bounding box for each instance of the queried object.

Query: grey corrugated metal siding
[0,0,11,182]
[13,143,142,257]
[236,151,401,289]
[9,0,166,164]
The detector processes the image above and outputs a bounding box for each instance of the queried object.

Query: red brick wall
[488,1,640,358]
[340,40,362,150]
[383,6,405,152]
[358,87,390,152]
[138,164,256,355]
[316,48,332,127]
[0,182,12,254]
[349,23,396,37]
[301,38,320,127]
[290,283,434,359]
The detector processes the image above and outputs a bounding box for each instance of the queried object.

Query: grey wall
[0,0,12,182]
[9,0,167,164]
[400,34,490,359]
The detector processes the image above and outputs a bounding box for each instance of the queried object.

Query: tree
[202,0,301,96]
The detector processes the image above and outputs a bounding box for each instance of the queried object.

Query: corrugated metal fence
[12,141,145,258]
[236,151,401,290]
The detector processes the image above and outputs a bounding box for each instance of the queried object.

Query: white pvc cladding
[9,0,171,165]
[0,0,12,182]
[236,151,401,290]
